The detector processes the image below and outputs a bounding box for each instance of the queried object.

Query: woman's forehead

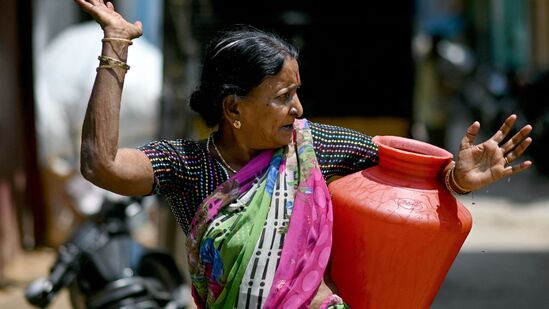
[260,59,300,90]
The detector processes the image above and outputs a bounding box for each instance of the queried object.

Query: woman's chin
[267,138,291,149]
[279,131,294,144]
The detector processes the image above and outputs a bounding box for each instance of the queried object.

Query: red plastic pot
[329,135,473,309]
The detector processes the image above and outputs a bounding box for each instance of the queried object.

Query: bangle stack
[97,37,132,72]
[96,55,130,72]
[444,161,471,195]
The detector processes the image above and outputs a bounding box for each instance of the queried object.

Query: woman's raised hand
[74,0,143,39]
[452,114,533,192]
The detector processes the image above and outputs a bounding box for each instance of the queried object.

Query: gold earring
[233,120,241,129]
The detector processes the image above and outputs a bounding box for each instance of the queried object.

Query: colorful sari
[187,119,347,309]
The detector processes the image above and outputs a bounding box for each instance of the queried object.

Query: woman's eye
[283,93,291,102]
[276,87,299,104]
[277,93,291,103]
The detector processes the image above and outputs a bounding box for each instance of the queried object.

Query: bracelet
[102,37,133,45]
[450,165,471,194]
[96,64,119,72]
[444,162,471,195]
[444,164,461,195]
[97,55,130,71]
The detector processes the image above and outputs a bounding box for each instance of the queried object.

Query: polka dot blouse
[138,122,379,234]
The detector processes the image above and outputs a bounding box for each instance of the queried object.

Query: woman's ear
[222,94,240,122]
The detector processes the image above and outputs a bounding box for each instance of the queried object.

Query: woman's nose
[290,96,303,117]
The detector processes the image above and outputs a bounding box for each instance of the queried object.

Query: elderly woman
[75,0,533,308]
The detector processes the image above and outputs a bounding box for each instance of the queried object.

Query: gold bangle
[444,163,470,195]
[96,64,120,72]
[450,166,471,194]
[102,37,133,45]
[97,55,130,71]
[444,164,459,195]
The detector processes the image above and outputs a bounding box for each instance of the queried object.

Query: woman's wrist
[450,165,472,194]
[102,37,133,45]
[98,33,132,73]
[443,161,471,195]
[103,27,134,41]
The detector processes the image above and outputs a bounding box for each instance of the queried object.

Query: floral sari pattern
[187,119,339,308]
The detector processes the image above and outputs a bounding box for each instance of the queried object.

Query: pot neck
[372,136,453,188]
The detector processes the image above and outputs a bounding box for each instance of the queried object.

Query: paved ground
[0,249,71,309]
[431,186,549,308]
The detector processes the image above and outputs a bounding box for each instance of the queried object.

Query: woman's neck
[213,123,260,172]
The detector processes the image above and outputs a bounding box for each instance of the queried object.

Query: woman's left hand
[452,114,533,192]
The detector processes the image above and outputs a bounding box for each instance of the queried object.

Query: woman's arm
[76,0,153,196]
[309,122,379,181]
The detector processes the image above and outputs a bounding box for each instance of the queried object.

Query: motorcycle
[25,196,191,309]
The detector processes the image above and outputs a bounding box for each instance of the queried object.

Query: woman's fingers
[134,21,144,34]
[490,114,517,143]
[504,137,532,164]
[76,0,142,38]
[74,0,94,10]
[500,124,533,155]
[75,0,109,17]
[503,160,532,177]
[86,0,103,7]
[501,131,533,177]
[460,121,480,150]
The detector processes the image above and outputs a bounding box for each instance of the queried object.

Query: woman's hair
[189,25,299,127]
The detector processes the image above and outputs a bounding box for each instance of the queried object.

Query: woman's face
[237,57,303,149]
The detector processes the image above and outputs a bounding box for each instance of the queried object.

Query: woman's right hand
[74,0,143,39]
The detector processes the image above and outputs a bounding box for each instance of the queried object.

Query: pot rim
[372,135,453,160]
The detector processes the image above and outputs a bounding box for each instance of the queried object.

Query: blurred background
[1,0,548,308]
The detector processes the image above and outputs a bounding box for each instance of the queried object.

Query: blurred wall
[189,0,415,137]
[0,0,45,260]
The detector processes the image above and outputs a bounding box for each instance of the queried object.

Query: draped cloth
[186,119,339,308]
